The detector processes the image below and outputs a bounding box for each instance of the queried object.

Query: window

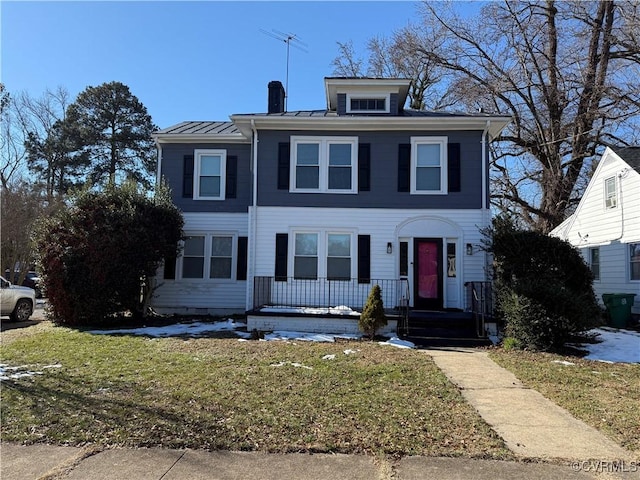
[194,149,226,200]
[210,236,233,279]
[631,243,640,281]
[589,247,600,281]
[411,137,447,194]
[183,236,205,278]
[327,234,351,280]
[291,136,358,193]
[399,242,409,277]
[179,233,242,280]
[346,93,390,113]
[447,243,457,278]
[604,176,617,209]
[294,233,318,279]
[291,231,354,280]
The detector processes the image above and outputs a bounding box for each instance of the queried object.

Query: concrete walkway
[425,347,634,462]
[4,442,636,480]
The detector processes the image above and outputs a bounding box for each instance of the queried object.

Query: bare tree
[334,1,640,232]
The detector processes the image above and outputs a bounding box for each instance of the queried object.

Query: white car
[1,275,36,322]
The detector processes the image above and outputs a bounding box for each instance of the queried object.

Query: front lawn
[489,349,640,456]
[0,322,510,459]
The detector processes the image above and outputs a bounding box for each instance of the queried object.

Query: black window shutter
[163,254,176,280]
[277,142,290,190]
[237,236,248,280]
[357,235,371,284]
[183,154,194,198]
[358,143,371,192]
[275,233,288,281]
[448,143,461,192]
[397,144,410,192]
[226,155,238,199]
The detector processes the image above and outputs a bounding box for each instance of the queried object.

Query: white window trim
[604,176,617,209]
[290,136,358,194]
[589,247,600,282]
[178,232,237,282]
[410,136,448,195]
[290,229,355,279]
[346,92,390,113]
[193,149,226,200]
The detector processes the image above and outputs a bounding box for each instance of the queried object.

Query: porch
[248,277,494,342]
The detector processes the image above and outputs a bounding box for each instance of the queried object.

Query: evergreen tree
[359,284,387,340]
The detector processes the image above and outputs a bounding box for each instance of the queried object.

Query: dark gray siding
[161,143,252,213]
[256,130,484,209]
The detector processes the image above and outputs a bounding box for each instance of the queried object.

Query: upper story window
[291,136,358,193]
[604,176,617,209]
[346,93,390,113]
[194,149,226,200]
[411,136,448,194]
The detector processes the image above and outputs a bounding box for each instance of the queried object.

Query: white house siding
[551,149,640,314]
[151,212,249,315]
[248,206,490,311]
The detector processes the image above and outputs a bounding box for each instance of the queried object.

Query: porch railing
[252,276,410,324]
[464,281,494,338]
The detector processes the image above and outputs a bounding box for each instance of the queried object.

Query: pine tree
[359,284,387,340]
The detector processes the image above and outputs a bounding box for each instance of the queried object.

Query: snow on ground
[580,328,640,364]
[260,305,360,316]
[0,363,62,381]
[88,319,252,339]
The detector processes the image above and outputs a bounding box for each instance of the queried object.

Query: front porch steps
[401,310,492,348]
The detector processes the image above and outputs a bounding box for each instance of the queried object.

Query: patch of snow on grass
[89,319,251,339]
[379,337,416,349]
[552,360,576,366]
[0,363,62,381]
[263,331,361,343]
[581,328,640,364]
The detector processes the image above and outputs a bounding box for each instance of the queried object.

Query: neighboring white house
[550,147,640,316]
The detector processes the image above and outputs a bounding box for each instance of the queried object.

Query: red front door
[414,238,443,310]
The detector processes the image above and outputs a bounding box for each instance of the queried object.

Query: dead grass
[489,348,640,456]
[0,323,511,459]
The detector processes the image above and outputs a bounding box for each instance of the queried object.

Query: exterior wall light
[387,242,393,254]
[466,243,473,255]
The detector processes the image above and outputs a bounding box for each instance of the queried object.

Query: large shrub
[359,284,387,339]
[488,216,601,351]
[36,182,183,326]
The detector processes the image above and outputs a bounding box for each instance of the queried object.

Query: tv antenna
[260,29,308,110]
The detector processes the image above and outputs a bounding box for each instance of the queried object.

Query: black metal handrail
[464,281,494,338]
[253,276,409,321]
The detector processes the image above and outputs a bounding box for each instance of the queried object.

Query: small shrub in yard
[488,216,601,352]
[359,284,387,339]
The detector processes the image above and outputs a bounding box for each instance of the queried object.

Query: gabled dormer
[324,77,411,116]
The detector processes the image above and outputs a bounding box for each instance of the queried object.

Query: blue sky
[1,1,437,129]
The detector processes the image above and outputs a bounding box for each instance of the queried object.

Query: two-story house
[152,77,510,334]
[551,147,640,318]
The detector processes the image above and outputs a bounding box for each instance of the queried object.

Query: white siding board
[251,206,490,310]
[151,212,249,315]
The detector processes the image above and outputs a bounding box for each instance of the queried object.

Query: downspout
[248,119,258,311]
[155,139,163,187]
[611,168,628,242]
[481,120,491,283]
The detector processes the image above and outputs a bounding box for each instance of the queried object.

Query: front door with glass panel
[413,238,443,310]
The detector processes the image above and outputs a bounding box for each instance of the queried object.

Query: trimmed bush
[489,216,601,351]
[35,182,183,326]
[359,284,387,339]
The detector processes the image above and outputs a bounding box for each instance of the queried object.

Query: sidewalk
[3,442,633,480]
[425,347,634,462]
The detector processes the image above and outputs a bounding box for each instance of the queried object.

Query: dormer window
[346,93,390,113]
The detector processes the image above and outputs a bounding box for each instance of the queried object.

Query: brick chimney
[268,81,286,114]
